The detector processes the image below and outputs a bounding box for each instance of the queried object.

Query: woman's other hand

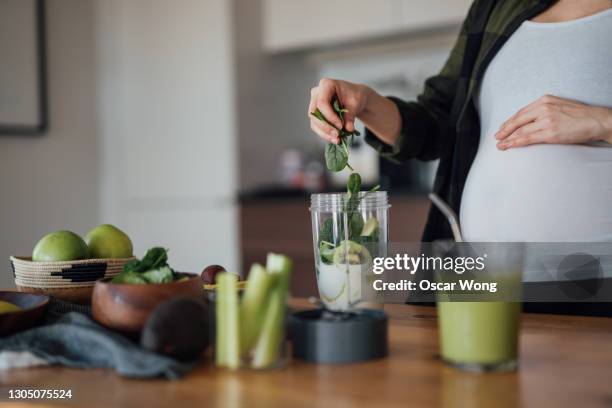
[308,78,370,144]
[496,95,612,150]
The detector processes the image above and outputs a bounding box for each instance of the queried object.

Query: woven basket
[10,256,135,304]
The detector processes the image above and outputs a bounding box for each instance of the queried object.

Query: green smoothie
[437,301,520,369]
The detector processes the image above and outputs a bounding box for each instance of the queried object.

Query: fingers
[310,117,340,144]
[315,78,343,129]
[498,130,549,149]
[497,94,563,140]
[497,121,547,150]
[343,113,356,132]
[496,108,540,141]
[309,85,339,143]
[308,87,317,118]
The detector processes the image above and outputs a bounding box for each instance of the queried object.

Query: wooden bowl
[92,273,203,334]
[0,291,49,337]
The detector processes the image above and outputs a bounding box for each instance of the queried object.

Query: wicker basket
[10,256,135,304]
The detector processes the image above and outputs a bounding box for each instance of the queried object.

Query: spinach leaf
[115,247,179,284]
[319,241,336,264]
[123,247,168,273]
[319,218,334,244]
[312,98,383,262]
[325,143,348,172]
[140,247,168,270]
[142,266,175,284]
[111,271,148,284]
[348,212,364,238]
[347,173,361,198]
[311,97,361,173]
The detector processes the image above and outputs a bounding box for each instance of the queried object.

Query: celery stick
[251,254,292,368]
[216,272,240,369]
[266,253,293,280]
[240,263,275,354]
[215,281,226,366]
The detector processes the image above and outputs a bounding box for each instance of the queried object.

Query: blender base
[290,308,388,364]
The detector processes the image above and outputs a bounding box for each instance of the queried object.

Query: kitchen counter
[2,299,612,408]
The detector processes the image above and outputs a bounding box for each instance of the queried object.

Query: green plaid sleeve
[365,0,479,163]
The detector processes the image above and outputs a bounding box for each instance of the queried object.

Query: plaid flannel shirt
[365,0,556,242]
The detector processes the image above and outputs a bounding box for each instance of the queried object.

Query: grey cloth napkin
[0,299,198,380]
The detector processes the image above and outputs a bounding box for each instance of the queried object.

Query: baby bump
[460,143,612,242]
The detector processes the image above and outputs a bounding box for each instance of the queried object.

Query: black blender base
[290,308,388,364]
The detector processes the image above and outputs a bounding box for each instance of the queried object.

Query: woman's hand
[308,78,370,144]
[495,95,612,150]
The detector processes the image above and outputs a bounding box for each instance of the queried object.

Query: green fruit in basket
[32,230,89,262]
[85,224,133,259]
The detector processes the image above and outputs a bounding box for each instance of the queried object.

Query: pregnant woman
[307,0,612,313]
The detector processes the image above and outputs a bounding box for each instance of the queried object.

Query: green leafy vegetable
[325,143,349,172]
[311,97,360,173]
[141,266,174,284]
[348,212,365,238]
[347,173,361,198]
[111,271,148,284]
[123,247,168,274]
[319,218,334,244]
[112,247,182,284]
[319,240,336,264]
[312,99,383,264]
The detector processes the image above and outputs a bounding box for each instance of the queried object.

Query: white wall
[234,0,318,192]
[95,0,239,274]
[0,0,99,288]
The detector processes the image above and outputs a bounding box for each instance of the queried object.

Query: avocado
[333,240,372,265]
[140,297,210,361]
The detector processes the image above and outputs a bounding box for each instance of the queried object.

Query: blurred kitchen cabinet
[262,0,471,53]
[263,0,401,52]
[398,0,472,31]
[240,195,430,298]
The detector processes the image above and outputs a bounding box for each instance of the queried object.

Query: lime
[85,224,133,259]
[32,230,89,262]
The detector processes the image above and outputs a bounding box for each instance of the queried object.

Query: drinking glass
[434,241,524,372]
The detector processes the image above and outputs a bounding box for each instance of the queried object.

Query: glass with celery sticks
[310,191,389,311]
[214,253,292,370]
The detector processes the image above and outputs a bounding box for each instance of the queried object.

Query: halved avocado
[333,240,372,265]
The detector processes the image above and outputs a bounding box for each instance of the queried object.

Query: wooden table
[1,299,612,408]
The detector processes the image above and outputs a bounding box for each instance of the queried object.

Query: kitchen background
[0,0,470,295]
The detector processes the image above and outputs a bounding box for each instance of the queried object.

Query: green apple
[32,230,90,262]
[85,224,133,259]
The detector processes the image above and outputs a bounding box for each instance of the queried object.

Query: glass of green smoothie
[433,241,524,372]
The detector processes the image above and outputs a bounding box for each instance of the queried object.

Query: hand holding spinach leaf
[311,97,361,172]
[312,98,382,264]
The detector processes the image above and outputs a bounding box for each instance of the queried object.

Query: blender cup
[310,191,389,311]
